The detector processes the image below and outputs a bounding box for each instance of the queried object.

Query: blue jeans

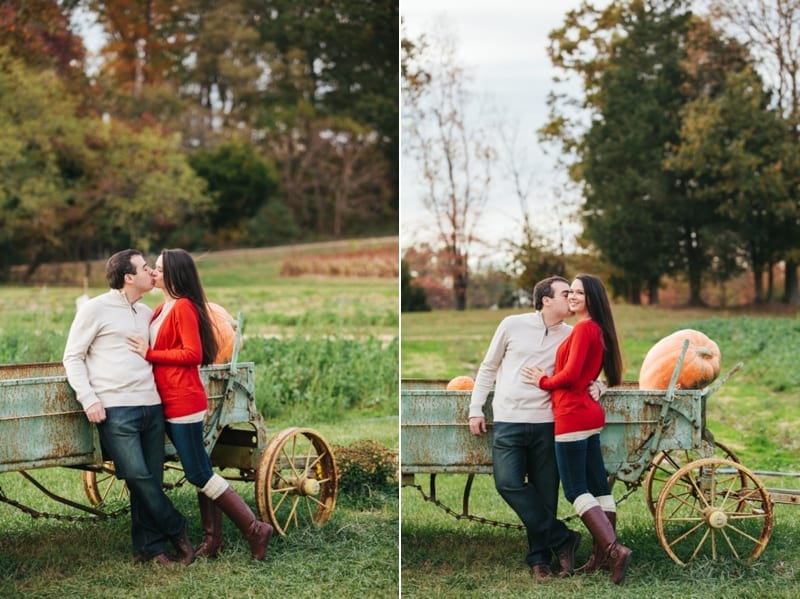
[492,422,570,566]
[166,420,213,488]
[97,405,187,559]
[554,434,610,504]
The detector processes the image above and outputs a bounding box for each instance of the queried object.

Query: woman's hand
[521,365,546,387]
[127,334,149,359]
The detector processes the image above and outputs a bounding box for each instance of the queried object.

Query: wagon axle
[704,506,728,529]
[284,473,322,496]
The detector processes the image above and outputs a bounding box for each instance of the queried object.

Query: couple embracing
[63,249,272,565]
[468,274,632,585]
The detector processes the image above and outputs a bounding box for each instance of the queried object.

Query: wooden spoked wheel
[255,427,338,536]
[83,461,186,506]
[83,461,127,505]
[644,440,742,516]
[654,457,773,566]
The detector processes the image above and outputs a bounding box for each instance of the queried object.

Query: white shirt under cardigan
[63,289,161,411]
[469,312,572,424]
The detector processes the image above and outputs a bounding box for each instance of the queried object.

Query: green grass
[0,239,399,598]
[0,473,398,598]
[402,476,800,597]
[401,304,800,596]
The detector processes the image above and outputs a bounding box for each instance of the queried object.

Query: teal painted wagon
[402,341,780,566]
[0,318,338,537]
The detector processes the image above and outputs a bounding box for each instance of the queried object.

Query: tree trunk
[628,279,641,305]
[784,260,800,304]
[452,252,468,311]
[452,269,468,310]
[752,264,765,304]
[766,262,775,302]
[687,267,704,306]
[647,277,660,305]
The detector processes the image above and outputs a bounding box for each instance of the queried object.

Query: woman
[522,274,632,584]
[128,248,273,561]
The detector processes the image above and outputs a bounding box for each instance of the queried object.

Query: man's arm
[62,304,103,416]
[468,320,507,436]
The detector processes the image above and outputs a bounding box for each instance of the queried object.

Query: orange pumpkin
[638,329,721,390]
[207,302,242,364]
[446,375,475,391]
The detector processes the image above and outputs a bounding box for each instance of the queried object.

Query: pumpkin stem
[695,347,714,358]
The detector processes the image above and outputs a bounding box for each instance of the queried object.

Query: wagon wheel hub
[704,506,728,528]
[285,474,321,496]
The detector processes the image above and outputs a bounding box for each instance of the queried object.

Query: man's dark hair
[533,276,570,310]
[106,249,143,289]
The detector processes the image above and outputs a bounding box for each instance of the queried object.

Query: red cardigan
[539,318,605,436]
[146,298,207,419]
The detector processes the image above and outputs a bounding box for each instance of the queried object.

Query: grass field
[401,303,800,597]
[0,238,399,598]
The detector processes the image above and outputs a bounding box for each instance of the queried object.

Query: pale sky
[400,1,592,266]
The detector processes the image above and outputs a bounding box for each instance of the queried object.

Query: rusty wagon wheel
[654,457,773,566]
[254,427,338,536]
[644,440,742,516]
[83,461,187,505]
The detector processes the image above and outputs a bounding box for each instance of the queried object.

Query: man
[468,276,582,581]
[63,249,194,566]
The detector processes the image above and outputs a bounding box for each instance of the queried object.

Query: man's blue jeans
[97,405,187,559]
[554,433,610,504]
[166,420,214,488]
[492,422,570,566]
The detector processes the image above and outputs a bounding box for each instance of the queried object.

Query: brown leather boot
[194,493,224,558]
[555,529,581,577]
[575,510,615,574]
[579,506,632,585]
[606,540,633,584]
[169,522,195,565]
[215,487,273,560]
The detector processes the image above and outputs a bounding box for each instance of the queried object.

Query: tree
[78,0,398,244]
[258,104,393,239]
[181,0,263,133]
[188,141,281,243]
[402,23,494,310]
[401,260,430,312]
[0,1,87,85]
[708,0,800,303]
[544,0,693,303]
[310,117,393,238]
[401,245,456,310]
[0,49,211,279]
[251,0,399,227]
[88,0,193,95]
[666,67,791,303]
[542,0,773,305]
